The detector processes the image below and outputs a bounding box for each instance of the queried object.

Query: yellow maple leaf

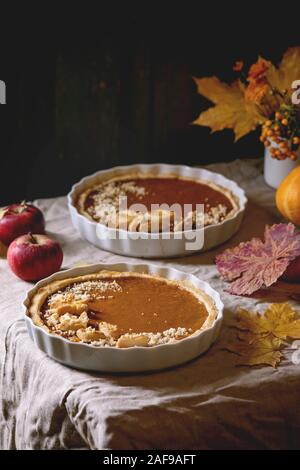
[193,77,262,141]
[224,335,283,368]
[236,303,300,340]
[267,47,300,93]
[224,303,300,368]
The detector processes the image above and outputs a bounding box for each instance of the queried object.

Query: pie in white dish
[68,164,247,258]
[24,263,224,372]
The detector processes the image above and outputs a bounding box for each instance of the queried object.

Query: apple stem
[19,201,28,214]
[28,233,37,244]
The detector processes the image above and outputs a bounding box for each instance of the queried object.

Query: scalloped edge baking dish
[24,262,224,373]
[67,163,247,258]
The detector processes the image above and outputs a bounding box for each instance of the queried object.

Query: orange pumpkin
[276,166,300,225]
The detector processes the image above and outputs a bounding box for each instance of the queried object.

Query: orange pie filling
[28,271,217,348]
[76,174,239,232]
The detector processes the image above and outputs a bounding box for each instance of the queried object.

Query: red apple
[0,202,45,247]
[7,233,63,281]
[282,256,300,283]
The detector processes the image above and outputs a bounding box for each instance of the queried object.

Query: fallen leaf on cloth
[216,223,300,296]
[236,303,300,340]
[223,303,300,368]
[224,335,283,368]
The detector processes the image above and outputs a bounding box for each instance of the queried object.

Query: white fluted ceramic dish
[67,164,247,258]
[24,262,224,373]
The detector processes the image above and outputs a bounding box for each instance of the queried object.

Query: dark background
[1,4,299,204]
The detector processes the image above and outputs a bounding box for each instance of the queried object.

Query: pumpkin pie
[28,270,218,348]
[76,173,239,232]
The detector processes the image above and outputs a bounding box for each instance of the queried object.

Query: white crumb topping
[48,279,122,304]
[204,204,227,226]
[84,326,193,348]
[173,205,228,231]
[87,180,146,224]
[58,311,89,331]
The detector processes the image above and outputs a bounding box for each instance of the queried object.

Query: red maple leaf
[216,224,300,296]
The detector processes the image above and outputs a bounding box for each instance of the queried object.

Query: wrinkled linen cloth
[1,159,300,450]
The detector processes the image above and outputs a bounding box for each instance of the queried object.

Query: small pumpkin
[276,166,300,225]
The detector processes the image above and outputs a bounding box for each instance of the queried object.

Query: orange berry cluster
[260,110,300,161]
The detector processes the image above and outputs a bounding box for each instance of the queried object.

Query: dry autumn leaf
[224,303,300,368]
[215,223,300,296]
[193,77,262,141]
[236,303,300,340]
[267,47,300,93]
[224,335,283,368]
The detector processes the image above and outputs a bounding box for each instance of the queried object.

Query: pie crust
[28,270,218,348]
[76,173,240,232]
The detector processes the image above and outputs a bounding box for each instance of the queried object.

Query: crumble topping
[204,204,227,226]
[58,311,89,331]
[174,204,228,231]
[86,180,146,225]
[89,326,193,348]
[115,327,193,348]
[48,279,122,304]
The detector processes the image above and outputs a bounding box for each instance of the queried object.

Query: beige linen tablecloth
[1,159,300,450]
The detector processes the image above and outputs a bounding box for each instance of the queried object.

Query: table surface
[1,159,300,450]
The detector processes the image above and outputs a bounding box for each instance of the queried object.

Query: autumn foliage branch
[193,47,300,160]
